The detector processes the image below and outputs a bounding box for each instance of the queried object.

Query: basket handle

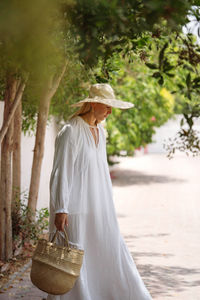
[51,228,69,249]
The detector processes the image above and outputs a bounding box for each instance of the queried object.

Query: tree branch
[50,61,68,97]
[0,80,26,144]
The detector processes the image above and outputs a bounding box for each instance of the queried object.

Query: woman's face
[92,103,112,122]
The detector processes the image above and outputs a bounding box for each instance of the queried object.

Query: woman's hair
[69,102,92,120]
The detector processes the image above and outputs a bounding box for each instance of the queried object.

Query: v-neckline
[78,116,100,149]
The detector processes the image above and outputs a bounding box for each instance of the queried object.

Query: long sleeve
[49,125,77,214]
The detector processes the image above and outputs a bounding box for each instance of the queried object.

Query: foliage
[21,52,91,133]
[164,126,200,159]
[144,31,200,157]
[0,0,65,78]
[12,193,49,247]
[64,0,194,66]
[49,58,91,125]
[1,0,200,147]
[10,0,198,136]
[0,0,70,133]
[92,51,174,158]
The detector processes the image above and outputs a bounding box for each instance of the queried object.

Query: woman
[47,84,152,300]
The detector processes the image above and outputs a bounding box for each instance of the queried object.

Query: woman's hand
[55,213,68,231]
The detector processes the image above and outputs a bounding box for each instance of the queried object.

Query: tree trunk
[5,120,14,260]
[0,77,17,260]
[12,101,22,212]
[28,63,67,216]
[27,79,53,215]
[0,80,26,145]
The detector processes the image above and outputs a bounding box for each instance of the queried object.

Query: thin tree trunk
[5,119,14,260]
[28,62,67,215]
[27,79,53,215]
[0,80,26,145]
[0,77,17,260]
[12,101,22,212]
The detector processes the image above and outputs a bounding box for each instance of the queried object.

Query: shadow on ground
[111,169,186,187]
[135,261,200,298]
[123,233,200,298]
[122,232,170,239]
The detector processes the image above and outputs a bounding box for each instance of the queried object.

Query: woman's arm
[50,124,77,227]
[54,213,68,231]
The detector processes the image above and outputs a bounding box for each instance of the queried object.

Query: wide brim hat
[71,83,134,109]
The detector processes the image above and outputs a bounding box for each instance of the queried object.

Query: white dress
[47,116,152,300]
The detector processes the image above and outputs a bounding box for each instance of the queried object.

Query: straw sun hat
[71,83,134,109]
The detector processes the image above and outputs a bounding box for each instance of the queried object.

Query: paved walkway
[0,261,46,299]
[112,154,200,300]
[0,153,200,299]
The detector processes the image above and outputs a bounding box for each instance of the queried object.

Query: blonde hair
[69,102,92,120]
[69,102,103,124]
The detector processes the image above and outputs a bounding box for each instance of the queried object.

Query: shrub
[12,192,49,249]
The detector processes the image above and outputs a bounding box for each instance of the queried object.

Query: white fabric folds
[48,116,152,300]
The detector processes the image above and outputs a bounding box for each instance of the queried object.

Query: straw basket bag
[30,229,84,295]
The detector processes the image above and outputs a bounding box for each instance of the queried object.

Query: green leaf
[187,117,194,128]
[159,43,168,70]
[177,83,184,89]
[166,73,175,77]
[180,118,184,126]
[183,65,194,72]
[186,73,191,88]
[163,64,174,72]
[152,71,161,78]
[145,63,158,69]
[193,77,200,84]
[158,75,164,85]
[197,27,200,37]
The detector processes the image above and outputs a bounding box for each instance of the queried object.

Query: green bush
[12,192,49,247]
